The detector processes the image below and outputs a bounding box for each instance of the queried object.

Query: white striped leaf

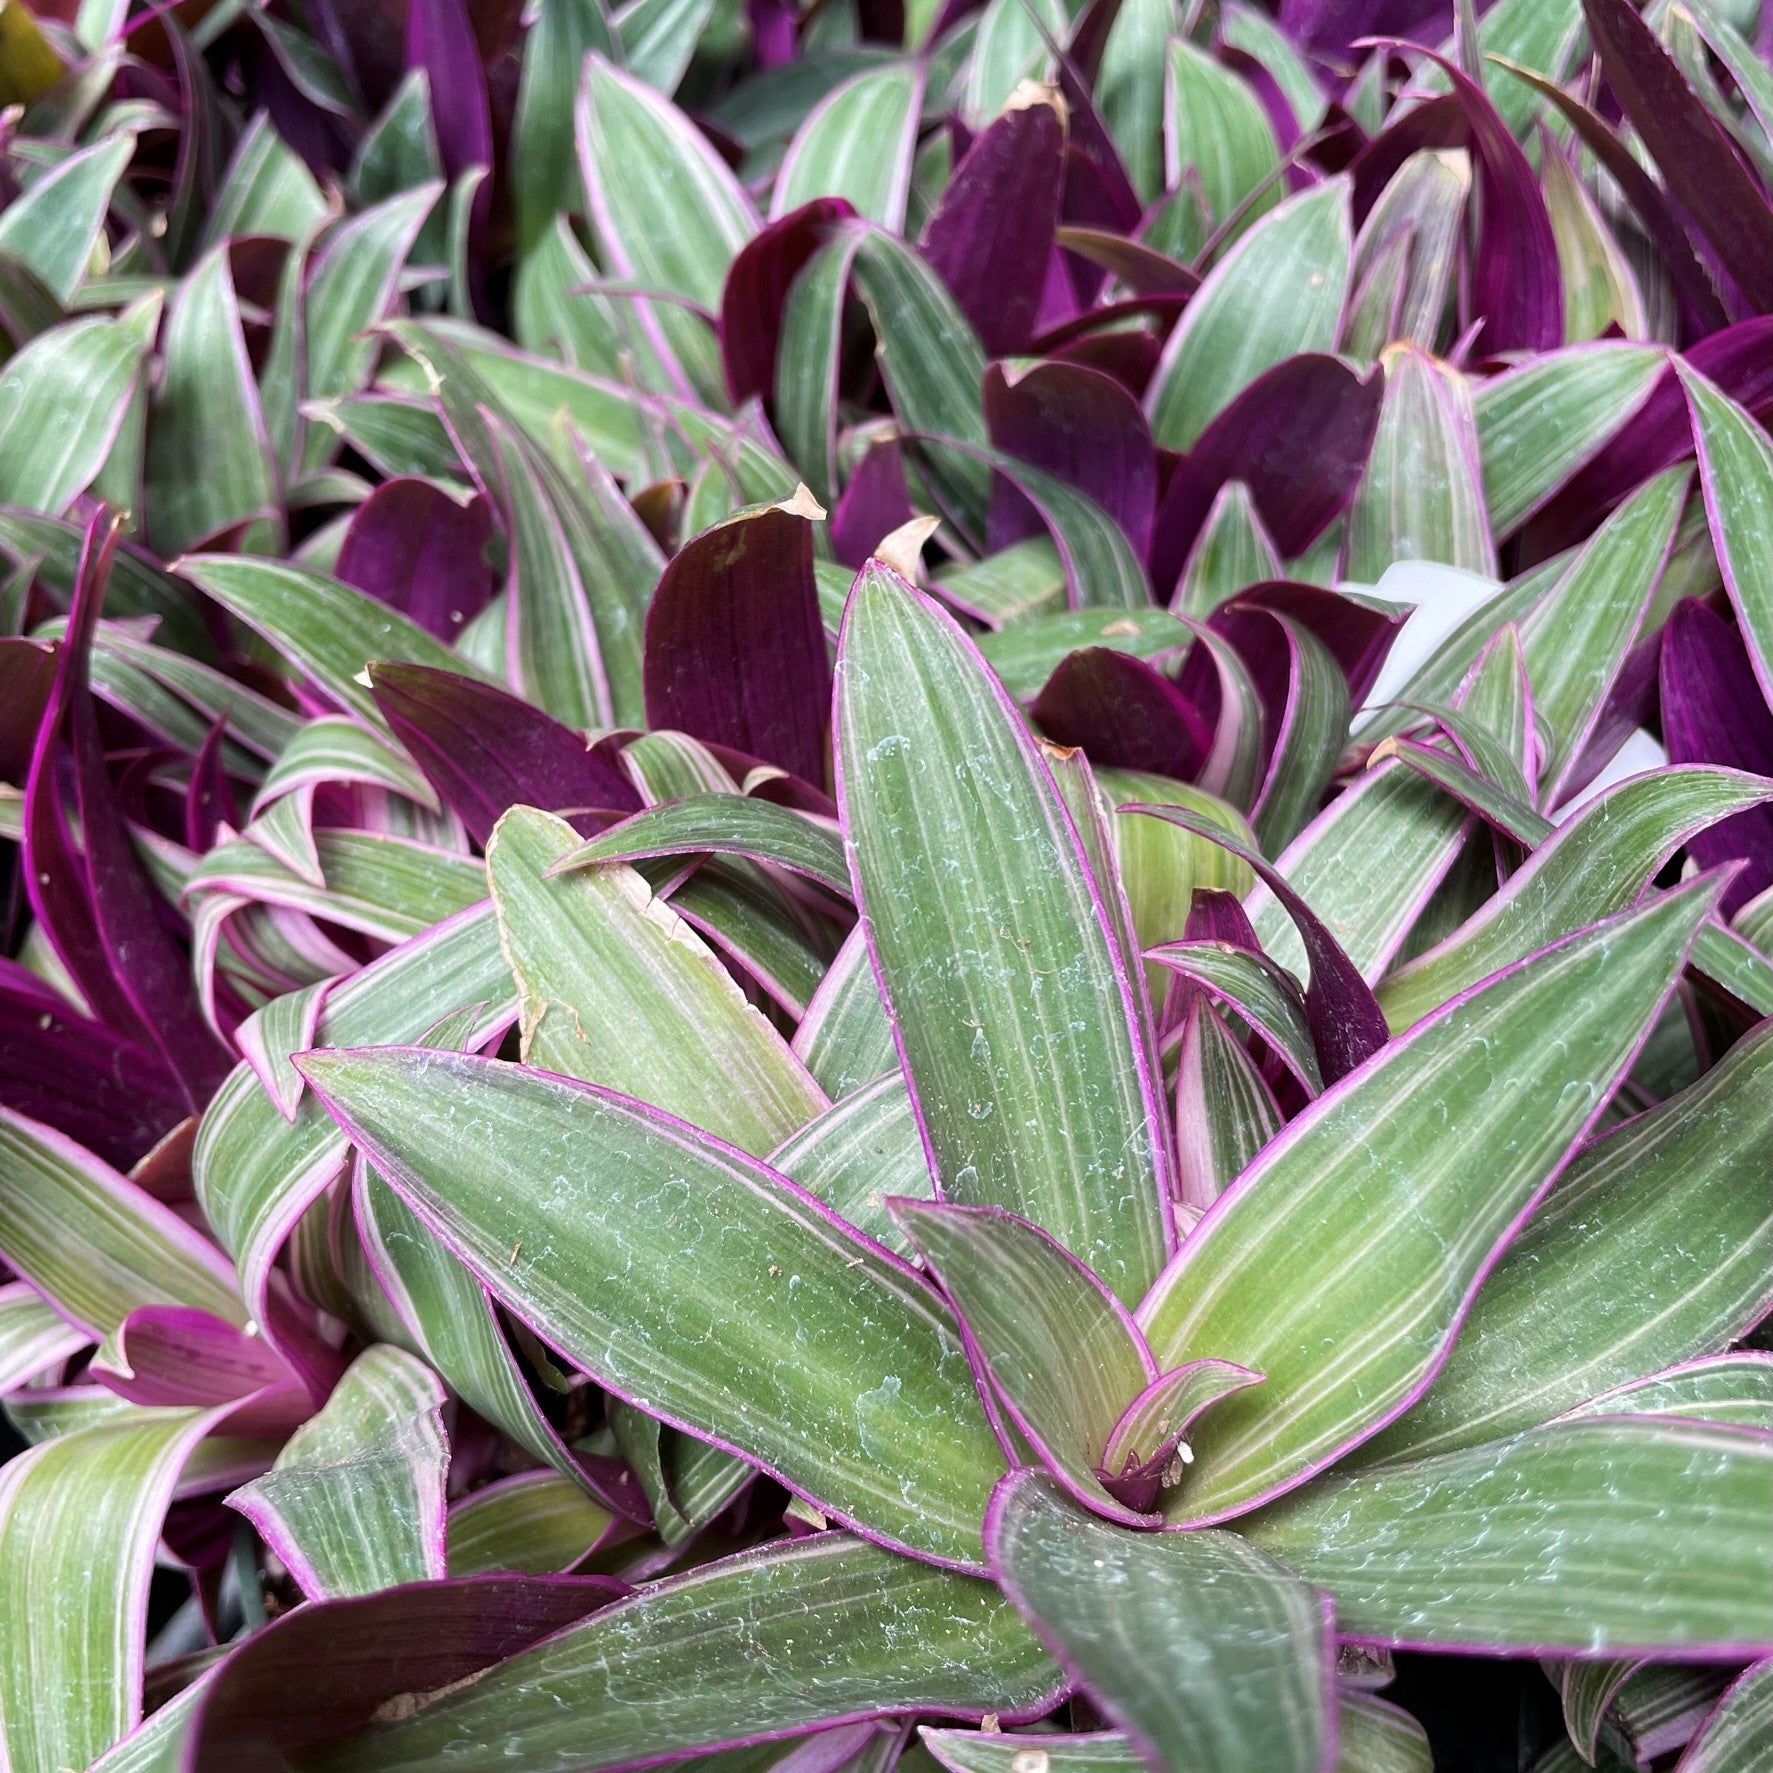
[894,1202,1154,1524]
[1518,464,1687,804]
[1681,359,1773,708]
[1675,1659,1773,1773]
[0,132,132,302]
[0,316,145,513]
[490,805,826,1153]
[1139,879,1719,1524]
[1377,768,1773,1029]
[576,55,757,407]
[791,923,898,1100]
[193,905,515,1332]
[773,63,924,230]
[836,562,1172,1305]
[1241,1418,1773,1654]
[768,1071,931,1256]
[0,1108,242,1339]
[850,230,990,534]
[298,1536,1063,1773]
[0,1281,85,1392]
[445,1470,614,1577]
[1165,39,1281,231]
[1344,347,1494,584]
[228,1344,447,1600]
[988,1472,1333,1773]
[0,1405,228,1773]
[1172,1000,1284,1213]
[1558,1355,1773,1433]
[145,244,279,557]
[1472,343,1663,535]
[1358,1019,1773,1461]
[1146,180,1351,452]
[176,555,488,733]
[296,1047,1008,1567]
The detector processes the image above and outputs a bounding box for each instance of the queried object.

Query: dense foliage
[0,0,1771,1769]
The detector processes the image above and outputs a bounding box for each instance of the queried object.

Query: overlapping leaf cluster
[0,0,1771,1770]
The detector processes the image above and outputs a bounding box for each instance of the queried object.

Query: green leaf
[193,908,515,1315]
[490,805,826,1153]
[1175,481,1282,618]
[359,1169,603,1493]
[304,186,442,465]
[1241,1418,1773,1653]
[1250,612,1352,854]
[0,1281,85,1391]
[988,1472,1333,1773]
[513,2,616,250]
[576,54,756,406]
[0,131,131,302]
[205,112,328,248]
[850,229,990,533]
[1146,180,1351,452]
[1345,347,1494,584]
[1173,1001,1284,1214]
[1377,768,1772,1030]
[1558,1354,1773,1432]
[774,63,923,229]
[174,555,489,732]
[895,1203,1152,1522]
[1473,343,1664,535]
[1542,135,1646,344]
[977,608,1191,702]
[1164,38,1281,231]
[145,245,279,557]
[792,925,898,1100]
[0,1108,242,1339]
[963,0,1060,121]
[302,1536,1062,1773]
[0,316,144,513]
[775,230,863,506]
[446,1470,614,1576]
[1097,0,1172,202]
[1681,359,1773,706]
[1517,464,1687,803]
[667,863,833,1018]
[1139,878,1719,1524]
[935,536,1067,628]
[835,563,1171,1304]
[1676,1658,1773,1773]
[1148,941,1322,1095]
[228,1345,447,1600]
[768,1072,931,1256]
[1357,1019,1773,1462]
[296,1046,1008,1566]
[555,794,851,898]
[0,1405,225,1773]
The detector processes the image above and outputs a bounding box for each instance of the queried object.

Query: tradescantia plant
[4,0,1773,1770]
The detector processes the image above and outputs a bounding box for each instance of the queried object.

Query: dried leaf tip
[1005,81,1066,128]
[874,514,941,581]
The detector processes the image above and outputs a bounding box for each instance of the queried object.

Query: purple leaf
[369,661,641,847]
[830,439,915,571]
[984,361,1157,558]
[1187,886,1261,950]
[1126,801,1391,1083]
[1148,355,1382,602]
[90,1305,311,1434]
[335,478,499,645]
[921,91,1067,358]
[1283,0,1452,62]
[1229,580,1404,706]
[721,198,857,407]
[1658,599,1773,917]
[183,718,237,854]
[406,0,493,183]
[184,1574,629,1773]
[0,959,188,1170]
[1372,43,1562,353]
[1499,61,1731,339]
[1034,647,1210,781]
[1583,0,1773,317]
[22,514,228,1111]
[643,494,833,788]
[0,635,56,783]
